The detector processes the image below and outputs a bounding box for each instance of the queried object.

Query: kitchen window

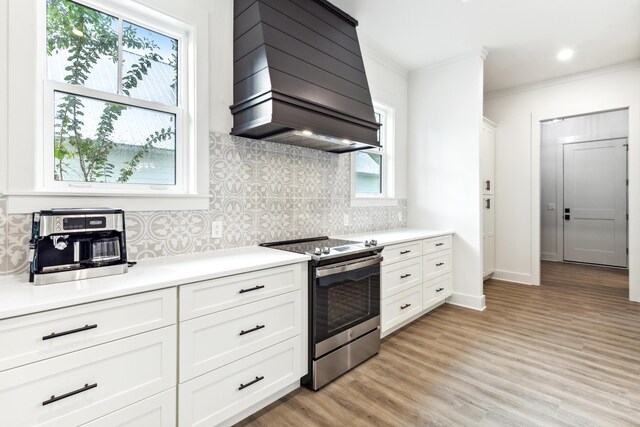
[352,101,395,204]
[43,0,190,194]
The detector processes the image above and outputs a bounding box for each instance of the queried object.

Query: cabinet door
[483,196,495,237]
[480,124,495,195]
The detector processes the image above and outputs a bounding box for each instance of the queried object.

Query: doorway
[540,109,629,270]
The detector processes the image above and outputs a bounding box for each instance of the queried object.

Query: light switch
[547,203,556,210]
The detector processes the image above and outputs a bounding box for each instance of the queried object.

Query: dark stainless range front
[261,236,383,390]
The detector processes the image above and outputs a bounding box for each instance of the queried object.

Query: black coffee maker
[29,208,128,285]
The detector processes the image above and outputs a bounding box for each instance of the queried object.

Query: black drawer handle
[239,324,266,336]
[239,285,265,294]
[400,303,411,310]
[400,274,412,279]
[42,383,97,406]
[400,250,411,255]
[239,376,264,391]
[435,243,444,247]
[43,324,97,341]
[436,262,445,267]
[436,288,445,293]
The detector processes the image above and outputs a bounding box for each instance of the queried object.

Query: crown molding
[359,40,409,79]
[484,59,640,101]
[409,47,488,79]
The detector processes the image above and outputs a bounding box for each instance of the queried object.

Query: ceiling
[330,0,640,93]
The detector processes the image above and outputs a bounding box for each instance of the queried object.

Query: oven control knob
[364,240,370,247]
[322,246,330,254]
[314,247,322,256]
[370,239,378,246]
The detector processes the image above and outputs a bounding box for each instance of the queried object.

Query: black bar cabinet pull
[436,288,445,293]
[239,325,266,336]
[239,376,264,391]
[42,383,97,406]
[485,180,491,191]
[239,285,265,294]
[43,324,97,341]
[436,262,445,267]
[400,250,411,255]
[435,243,444,247]
[400,274,412,279]
[400,303,411,310]
[485,199,491,209]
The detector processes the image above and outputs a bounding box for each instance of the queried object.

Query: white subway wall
[484,62,640,301]
[407,52,486,311]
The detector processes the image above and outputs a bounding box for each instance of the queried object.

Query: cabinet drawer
[423,235,452,255]
[81,388,176,427]
[381,240,422,265]
[381,285,422,333]
[423,274,452,309]
[180,264,302,320]
[0,326,176,427]
[381,257,422,299]
[179,292,300,382]
[423,250,452,281]
[0,288,176,372]
[179,337,300,427]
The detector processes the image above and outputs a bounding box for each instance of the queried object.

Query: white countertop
[333,228,454,246]
[0,246,310,320]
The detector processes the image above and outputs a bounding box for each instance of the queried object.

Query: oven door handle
[315,255,383,278]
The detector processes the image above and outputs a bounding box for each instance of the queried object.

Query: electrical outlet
[343,213,350,226]
[547,203,556,211]
[211,221,223,239]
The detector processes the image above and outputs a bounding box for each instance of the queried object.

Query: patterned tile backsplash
[0,132,406,275]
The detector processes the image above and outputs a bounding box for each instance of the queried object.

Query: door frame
[531,103,639,303]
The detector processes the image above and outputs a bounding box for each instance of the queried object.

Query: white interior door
[563,139,628,267]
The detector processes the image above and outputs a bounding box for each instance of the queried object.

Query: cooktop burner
[260,236,382,261]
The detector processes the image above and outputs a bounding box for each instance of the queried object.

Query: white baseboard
[492,269,534,285]
[446,292,486,311]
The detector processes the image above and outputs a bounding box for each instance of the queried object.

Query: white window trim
[2,0,209,213]
[351,100,397,207]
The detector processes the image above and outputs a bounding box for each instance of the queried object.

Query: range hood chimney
[230,0,381,153]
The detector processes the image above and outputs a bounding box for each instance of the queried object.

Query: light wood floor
[237,262,637,426]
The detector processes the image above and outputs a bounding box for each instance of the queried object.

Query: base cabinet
[381,234,453,337]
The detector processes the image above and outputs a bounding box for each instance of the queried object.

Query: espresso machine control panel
[29,208,128,285]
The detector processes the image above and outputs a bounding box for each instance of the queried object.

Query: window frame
[351,100,396,205]
[40,0,192,195]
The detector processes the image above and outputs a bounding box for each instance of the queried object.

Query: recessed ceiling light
[302,130,313,136]
[557,49,574,61]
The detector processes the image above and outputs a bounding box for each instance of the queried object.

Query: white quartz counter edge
[0,246,310,320]
[333,228,454,246]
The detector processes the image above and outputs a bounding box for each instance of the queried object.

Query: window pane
[47,0,118,93]
[355,152,382,194]
[122,22,178,106]
[53,91,176,185]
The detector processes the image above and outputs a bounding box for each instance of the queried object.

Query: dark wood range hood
[230,0,381,153]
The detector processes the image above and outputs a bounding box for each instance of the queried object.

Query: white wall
[541,110,628,261]
[484,62,640,301]
[407,51,486,311]
[0,0,7,193]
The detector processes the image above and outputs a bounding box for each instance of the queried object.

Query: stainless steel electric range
[261,236,384,390]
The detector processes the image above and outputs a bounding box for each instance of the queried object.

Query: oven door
[313,255,381,358]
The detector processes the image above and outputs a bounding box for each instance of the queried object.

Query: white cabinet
[380,234,453,337]
[81,389,177,427]
[178,263,306,427]
[0,289,177,427]
[481,117,497,278]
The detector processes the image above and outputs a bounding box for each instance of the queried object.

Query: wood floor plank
[236,262,639,426]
